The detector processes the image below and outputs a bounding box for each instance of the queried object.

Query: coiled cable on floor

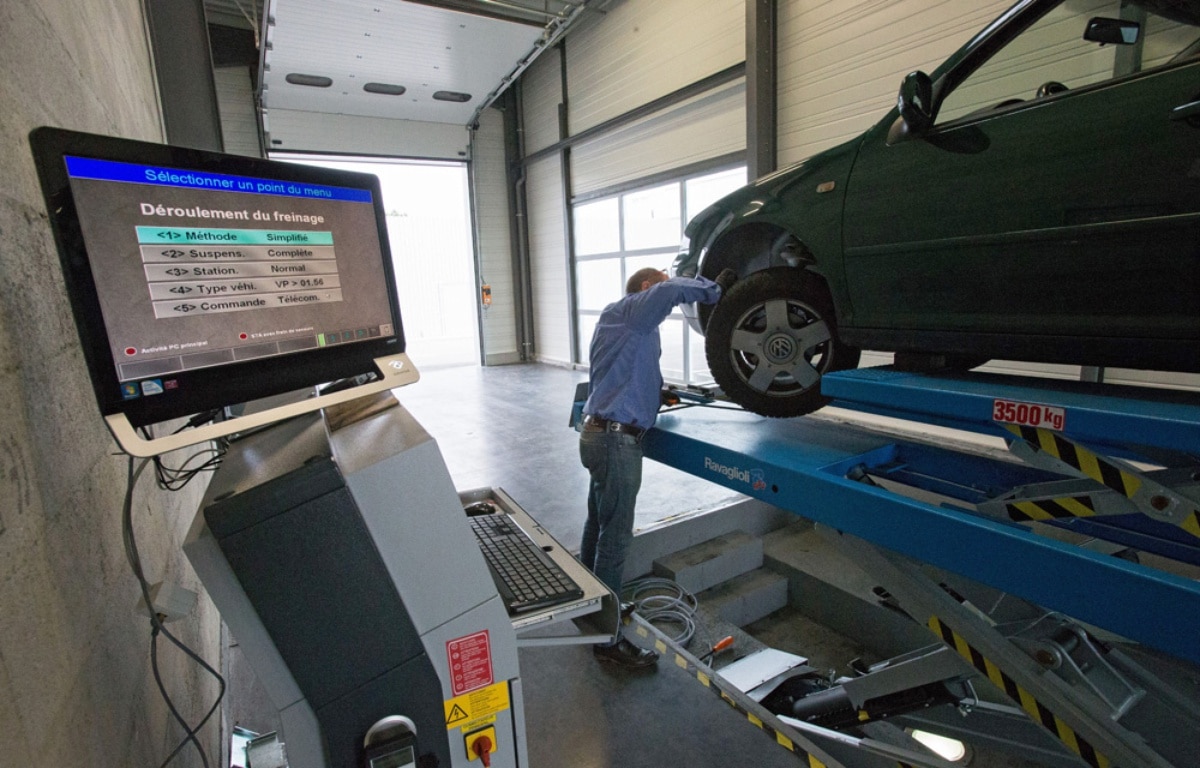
[623,577,699,647]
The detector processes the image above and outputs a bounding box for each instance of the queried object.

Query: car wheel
[705,269,860,418]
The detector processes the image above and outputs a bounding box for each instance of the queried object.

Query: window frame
[570,163,747,386]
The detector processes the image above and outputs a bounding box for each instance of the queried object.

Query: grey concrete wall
[1,1,222,766]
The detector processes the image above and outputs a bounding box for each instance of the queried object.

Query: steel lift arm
[639,367,1200,767]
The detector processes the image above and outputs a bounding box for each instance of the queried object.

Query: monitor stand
[106,352,418,457]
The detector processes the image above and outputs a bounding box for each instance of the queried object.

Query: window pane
[576,258,624,311]
[688,327,713,385]
[575,198,620,256]
[660,317,686,383]
[686,168,747,221]
[1142,11,1200,69]
[624,253,673,278]
[622,182,681,250]
[572,167,750,387]
[623,253,675,307]
[938,1,1118,124]
[577,313,600,360]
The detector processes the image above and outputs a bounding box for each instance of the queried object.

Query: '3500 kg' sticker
[992,398,1066,431]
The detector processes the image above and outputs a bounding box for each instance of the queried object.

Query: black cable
[150,626,203,768]
[152,448,224,492]
[123,456,225,768]
[660,399,747,414]
[136,421,226,492]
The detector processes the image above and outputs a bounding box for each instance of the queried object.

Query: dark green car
[675,0,1200,417]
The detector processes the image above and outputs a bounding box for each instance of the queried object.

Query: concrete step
[697,568,789,628]
[651,529,762,594]
[762,520,931,659]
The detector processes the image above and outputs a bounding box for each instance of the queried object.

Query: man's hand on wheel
[715,268,738,294]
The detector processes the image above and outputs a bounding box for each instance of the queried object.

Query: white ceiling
[206,0,596,132]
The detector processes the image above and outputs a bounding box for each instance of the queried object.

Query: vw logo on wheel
[764,333,796,363]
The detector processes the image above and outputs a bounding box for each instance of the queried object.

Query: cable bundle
[124,456,225,767]
[623,577,699,646]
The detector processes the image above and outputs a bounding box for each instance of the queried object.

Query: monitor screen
[30,127,408,433]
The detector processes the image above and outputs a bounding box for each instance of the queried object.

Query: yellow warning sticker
[444,681,511,731]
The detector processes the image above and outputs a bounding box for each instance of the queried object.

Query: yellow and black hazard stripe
[632,624,832,767]
[1004,424,1200,538]
[928,615,1111,768]
[630,623,918,768]
[1004,424,1141,499]
[1006,494,1096,523]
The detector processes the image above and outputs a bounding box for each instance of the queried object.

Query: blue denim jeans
[579,428,644,597]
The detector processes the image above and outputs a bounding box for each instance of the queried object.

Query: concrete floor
[222,362,1048,767]
[397,362,745,545]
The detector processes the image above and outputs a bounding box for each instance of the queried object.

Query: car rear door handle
[1170,98,1200,124]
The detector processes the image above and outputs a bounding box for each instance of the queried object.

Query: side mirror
[897,71,934,136]
[1084,17,1140,46]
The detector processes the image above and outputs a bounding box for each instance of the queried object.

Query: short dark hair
[626,267,666,294]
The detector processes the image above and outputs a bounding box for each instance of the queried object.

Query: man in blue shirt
[580,266,735,667]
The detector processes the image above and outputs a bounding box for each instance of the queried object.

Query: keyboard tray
[459,487,618,643]
[468,512,584,614]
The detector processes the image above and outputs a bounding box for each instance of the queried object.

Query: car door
[841,0,1200,349]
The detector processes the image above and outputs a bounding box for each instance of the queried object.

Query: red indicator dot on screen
[125,347,137,356]
[239,333,248,340]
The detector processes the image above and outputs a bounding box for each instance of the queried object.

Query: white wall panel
[566,0,743,133]
[214,66,261,157]
[571,79,745,197]
[521,46,564,155]
[776,0,1011,165]
[527,155,573,364]
[266,108,470,158]
[471,107,520,364]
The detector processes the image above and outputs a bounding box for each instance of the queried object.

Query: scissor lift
[633,367,1200,768]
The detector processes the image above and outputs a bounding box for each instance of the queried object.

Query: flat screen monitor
[31,127,418,456]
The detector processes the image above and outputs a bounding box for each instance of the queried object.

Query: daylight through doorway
[274,154,480,369]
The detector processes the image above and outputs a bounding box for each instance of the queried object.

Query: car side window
[937,0,1200,125]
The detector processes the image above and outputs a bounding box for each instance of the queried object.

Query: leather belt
[583,415,645,438]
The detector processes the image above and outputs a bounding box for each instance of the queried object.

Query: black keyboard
[468,513,584,614]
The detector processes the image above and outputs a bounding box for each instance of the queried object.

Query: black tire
[705,269,860,418]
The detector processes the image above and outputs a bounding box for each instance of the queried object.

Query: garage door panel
[521,49,564,156]
[566,0,743,134]
[571,80,745,198]
[526,155,572,364]
[777,0,1011,165]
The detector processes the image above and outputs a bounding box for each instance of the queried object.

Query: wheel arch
[698,223,834,330]
[701,222,815,278]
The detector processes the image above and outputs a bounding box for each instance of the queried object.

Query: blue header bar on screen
[64,156,373,203]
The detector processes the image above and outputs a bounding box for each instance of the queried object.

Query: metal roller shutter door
[520,48,564,156]
[564,0,743,134]
[214,66,261,157]
[570,79,746,198]
[526,154,573,364]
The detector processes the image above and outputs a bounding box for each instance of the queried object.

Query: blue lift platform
[583,366,1200,767]
[644,368,1200,667]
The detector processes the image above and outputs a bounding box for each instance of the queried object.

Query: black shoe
[593,638,658,668]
